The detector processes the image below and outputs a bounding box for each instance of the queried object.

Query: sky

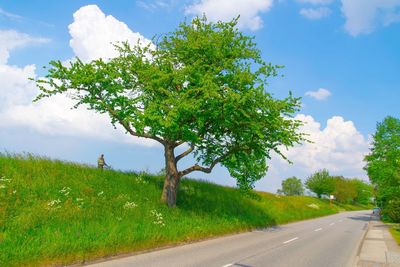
[0,0,399,193]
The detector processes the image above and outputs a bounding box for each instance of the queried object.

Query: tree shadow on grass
[175,179,276,227]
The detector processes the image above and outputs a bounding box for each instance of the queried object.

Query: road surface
[90,210,371,267]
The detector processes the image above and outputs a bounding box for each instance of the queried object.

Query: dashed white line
[221,264,233,267]
[314,228,323,232]
[283,237,299,244]
[329,223,335,226]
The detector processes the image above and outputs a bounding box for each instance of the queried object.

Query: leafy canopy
[35,17,305,191]
[278,176,304,196]
[365,116,400,221]
[305,169,334,198]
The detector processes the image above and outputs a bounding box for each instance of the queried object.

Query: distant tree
[279,176,304,196]
[350,179,373,205]
[365,116,400,221]
[34,17,305,207]
[305,169,334,198]
[332,176,357,203]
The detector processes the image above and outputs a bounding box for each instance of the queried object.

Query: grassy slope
[389,225,400,245]
[0,155,367,266]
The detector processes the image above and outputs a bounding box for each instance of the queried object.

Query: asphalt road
[90,210,371,267]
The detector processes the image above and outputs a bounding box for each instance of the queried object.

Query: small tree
[305,169,334,198]
[279,176,304,196]
[332,176,357,203]
[34,17,304,207]
[350,179,373,205]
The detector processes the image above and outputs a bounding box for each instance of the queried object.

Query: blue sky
[0,0,399,192]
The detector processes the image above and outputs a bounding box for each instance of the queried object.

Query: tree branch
[175,144,194,163]
[178,153,227,177]
[96,95,165,144]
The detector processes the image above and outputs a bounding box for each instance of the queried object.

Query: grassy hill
[0,154,369,266]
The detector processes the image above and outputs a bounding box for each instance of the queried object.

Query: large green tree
[305,169,334,198]
[278,176,304,196]
[365,116,400,221]
[34,17,304,207]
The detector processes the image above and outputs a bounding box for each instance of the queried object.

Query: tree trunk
[161,143,180,207]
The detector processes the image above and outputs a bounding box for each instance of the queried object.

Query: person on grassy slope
[97,154,108,170]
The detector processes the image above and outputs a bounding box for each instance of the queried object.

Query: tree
[350,179,373,205]
[278,176,304,196]
[34,17,304,207]
[365,116,400,221]
[332,176,357,203]
[305,169,334,198]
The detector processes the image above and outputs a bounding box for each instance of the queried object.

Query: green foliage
[332,176,357,204]
[350,179,373,205]
[389,225,400,245]
[384,199,400,222]
[305,169,334,198]
[34,16,304,203]
[365,116,400,221]
[278,176,304,196]
[0,154,367,266]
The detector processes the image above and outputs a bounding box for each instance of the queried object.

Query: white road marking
[314,228,322,232]
[283,237,299,244]
[221,264,233,267]
[330,223,335,226]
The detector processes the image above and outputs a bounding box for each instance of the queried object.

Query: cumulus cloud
[69,5,152,62]
[185,0,274,31]
[341,0,400,36]
[300,7,331,19]
[256,114,369,192]
[284,115,368,175]
[305,88,331,100]
[0,6,158,147]
[0,30,50,65]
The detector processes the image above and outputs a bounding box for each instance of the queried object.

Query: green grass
[0,154,367,266]
[389,224,400,245]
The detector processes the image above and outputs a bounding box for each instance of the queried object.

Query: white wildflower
[123,201,138,209]
[307,203,320,209]
[150,209,165,226]
[12,190,16,194]
[135,174,148,184]
[47,199,62,208]
[0,177,11,183]
[97,191,104,196]
[59,187,71,195]
[0,185,6,189]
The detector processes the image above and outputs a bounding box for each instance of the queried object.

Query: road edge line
[346,213,371,267]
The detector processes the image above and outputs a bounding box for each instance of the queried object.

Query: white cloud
[0,8,23,20]
[300,7,331,19]
[305,88,331,100]
[136,1,172,11]
[296,0,333,5]
[341,0,400,36]
[68,5,152,62]
[0,30,50,65]
[185,0,274,31]
[0,6,158,147]
[283,115,368,175]
[256,114,369,192]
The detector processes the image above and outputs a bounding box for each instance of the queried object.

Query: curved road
[90,210,370,267]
